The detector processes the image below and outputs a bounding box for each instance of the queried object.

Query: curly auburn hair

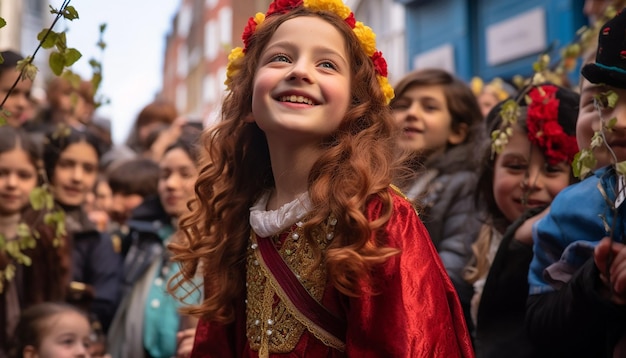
[168,7,402,323]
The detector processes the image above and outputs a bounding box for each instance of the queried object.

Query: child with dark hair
[8,302,91,358]
[0,50,33,127]
[42,126,121,333]
[464,83,579,357]
[526,10,626,356]
[390,68,485,329]
[0,126,71,356]
[107,158,159,226]
[108,131,202,358]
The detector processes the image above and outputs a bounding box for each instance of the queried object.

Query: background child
[8,302,91,358]
[168,0,473,356]
[0,126,71,354]
[390,68,485,322]
[464,83,579,357]
[526,10,626,357]
[108,130,201,358]
[0,50,33,127]
[42,126,121,334]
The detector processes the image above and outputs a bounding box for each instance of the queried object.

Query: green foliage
[572,149,598,179]
[29,186,55,211]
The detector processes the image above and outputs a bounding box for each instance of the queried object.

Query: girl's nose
[287,60,313,84]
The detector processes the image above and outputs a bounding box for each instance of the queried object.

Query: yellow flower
[353,22,376,57]
[377,75,394,104]
[254,12,265,25]
[225,47,244,89]
[304,0,351,19]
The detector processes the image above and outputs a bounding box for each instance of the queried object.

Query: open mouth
[278,95,315,106]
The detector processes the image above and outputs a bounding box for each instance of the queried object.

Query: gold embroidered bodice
[245,219,340,355]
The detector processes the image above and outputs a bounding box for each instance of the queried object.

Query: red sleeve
[344,191,475,358]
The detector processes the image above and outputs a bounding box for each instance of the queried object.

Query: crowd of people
[0,0,625,357]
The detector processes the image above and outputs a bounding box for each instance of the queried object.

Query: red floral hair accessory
[226,0,394,103]
[525,85,579,165]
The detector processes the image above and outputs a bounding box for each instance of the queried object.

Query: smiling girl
[464,83,579,357]
[0,126,70,355]
[43,126,121,334]
[168,0,473,356]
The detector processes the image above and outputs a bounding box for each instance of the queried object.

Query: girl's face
[0,69,33,127]
[392,84,466,156]
[23,311,91,358]
[52,141,99,207]
[0,148,37,216]
[578,79,626,167]
[493,125,571,223]
[477,89,499,118]
[251,16,351,146]
[158,147,198,217]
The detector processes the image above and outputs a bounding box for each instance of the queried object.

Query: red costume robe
[191,190,474,357]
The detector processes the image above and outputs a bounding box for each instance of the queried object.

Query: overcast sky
[60,0,180,144]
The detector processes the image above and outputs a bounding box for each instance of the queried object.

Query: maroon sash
[256,235,347,342]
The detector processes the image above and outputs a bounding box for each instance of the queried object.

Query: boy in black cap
[525,9,626,357]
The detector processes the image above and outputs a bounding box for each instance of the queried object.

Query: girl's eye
[391,101,410,111]
[504,162,527,172]
[271,54,290,63]
[545,163,567,174]
[319,61,337,70]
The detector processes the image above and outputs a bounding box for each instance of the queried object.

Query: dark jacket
[64,204,122,333]
[474,208,541,358]
[121,195,172,292]
[401,143,481,320]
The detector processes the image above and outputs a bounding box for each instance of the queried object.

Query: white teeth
[279,95,314,105]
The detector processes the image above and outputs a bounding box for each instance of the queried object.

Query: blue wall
[403,0,586,82]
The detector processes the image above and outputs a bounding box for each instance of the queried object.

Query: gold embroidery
[246,218,341,355]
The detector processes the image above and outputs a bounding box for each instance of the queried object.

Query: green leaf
[0,17,6,29]
[55,32,67,51]
[17,57,38,81]
[572,149,597,179]
[606,91,619,109]
[616,161,626,176]
[605,117,617,131]
[63,6,79,20]
[49,52,64,75]
[37,29,57,49]
[29,186,54,210]
[63,48,82,67]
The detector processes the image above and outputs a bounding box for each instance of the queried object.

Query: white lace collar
[249,192,312,238]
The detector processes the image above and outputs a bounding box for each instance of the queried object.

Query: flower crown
[225,0,395,104]
[491,84,578,166]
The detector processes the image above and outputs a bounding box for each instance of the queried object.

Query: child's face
[493,125,571,223]
[110,192,143,225]
[392,84,465,156]
[251,16,351,144]
[477,88,499,118]
[158,147,198,218]
[52,141,99,207]
[578,79,626,167]
[0,69,33,127]
[0,148,37,216]
[24,311,91,358]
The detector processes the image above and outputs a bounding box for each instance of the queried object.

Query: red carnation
[344,13,356,28]
[371,51,388,77]
[242,16,258,50]
[267,0,302,16]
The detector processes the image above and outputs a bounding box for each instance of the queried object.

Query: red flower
[526,85,579,166]
[267,0,302,16]
[242,16,258,50]
[371,51,388,77]
[344,13,356,28]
